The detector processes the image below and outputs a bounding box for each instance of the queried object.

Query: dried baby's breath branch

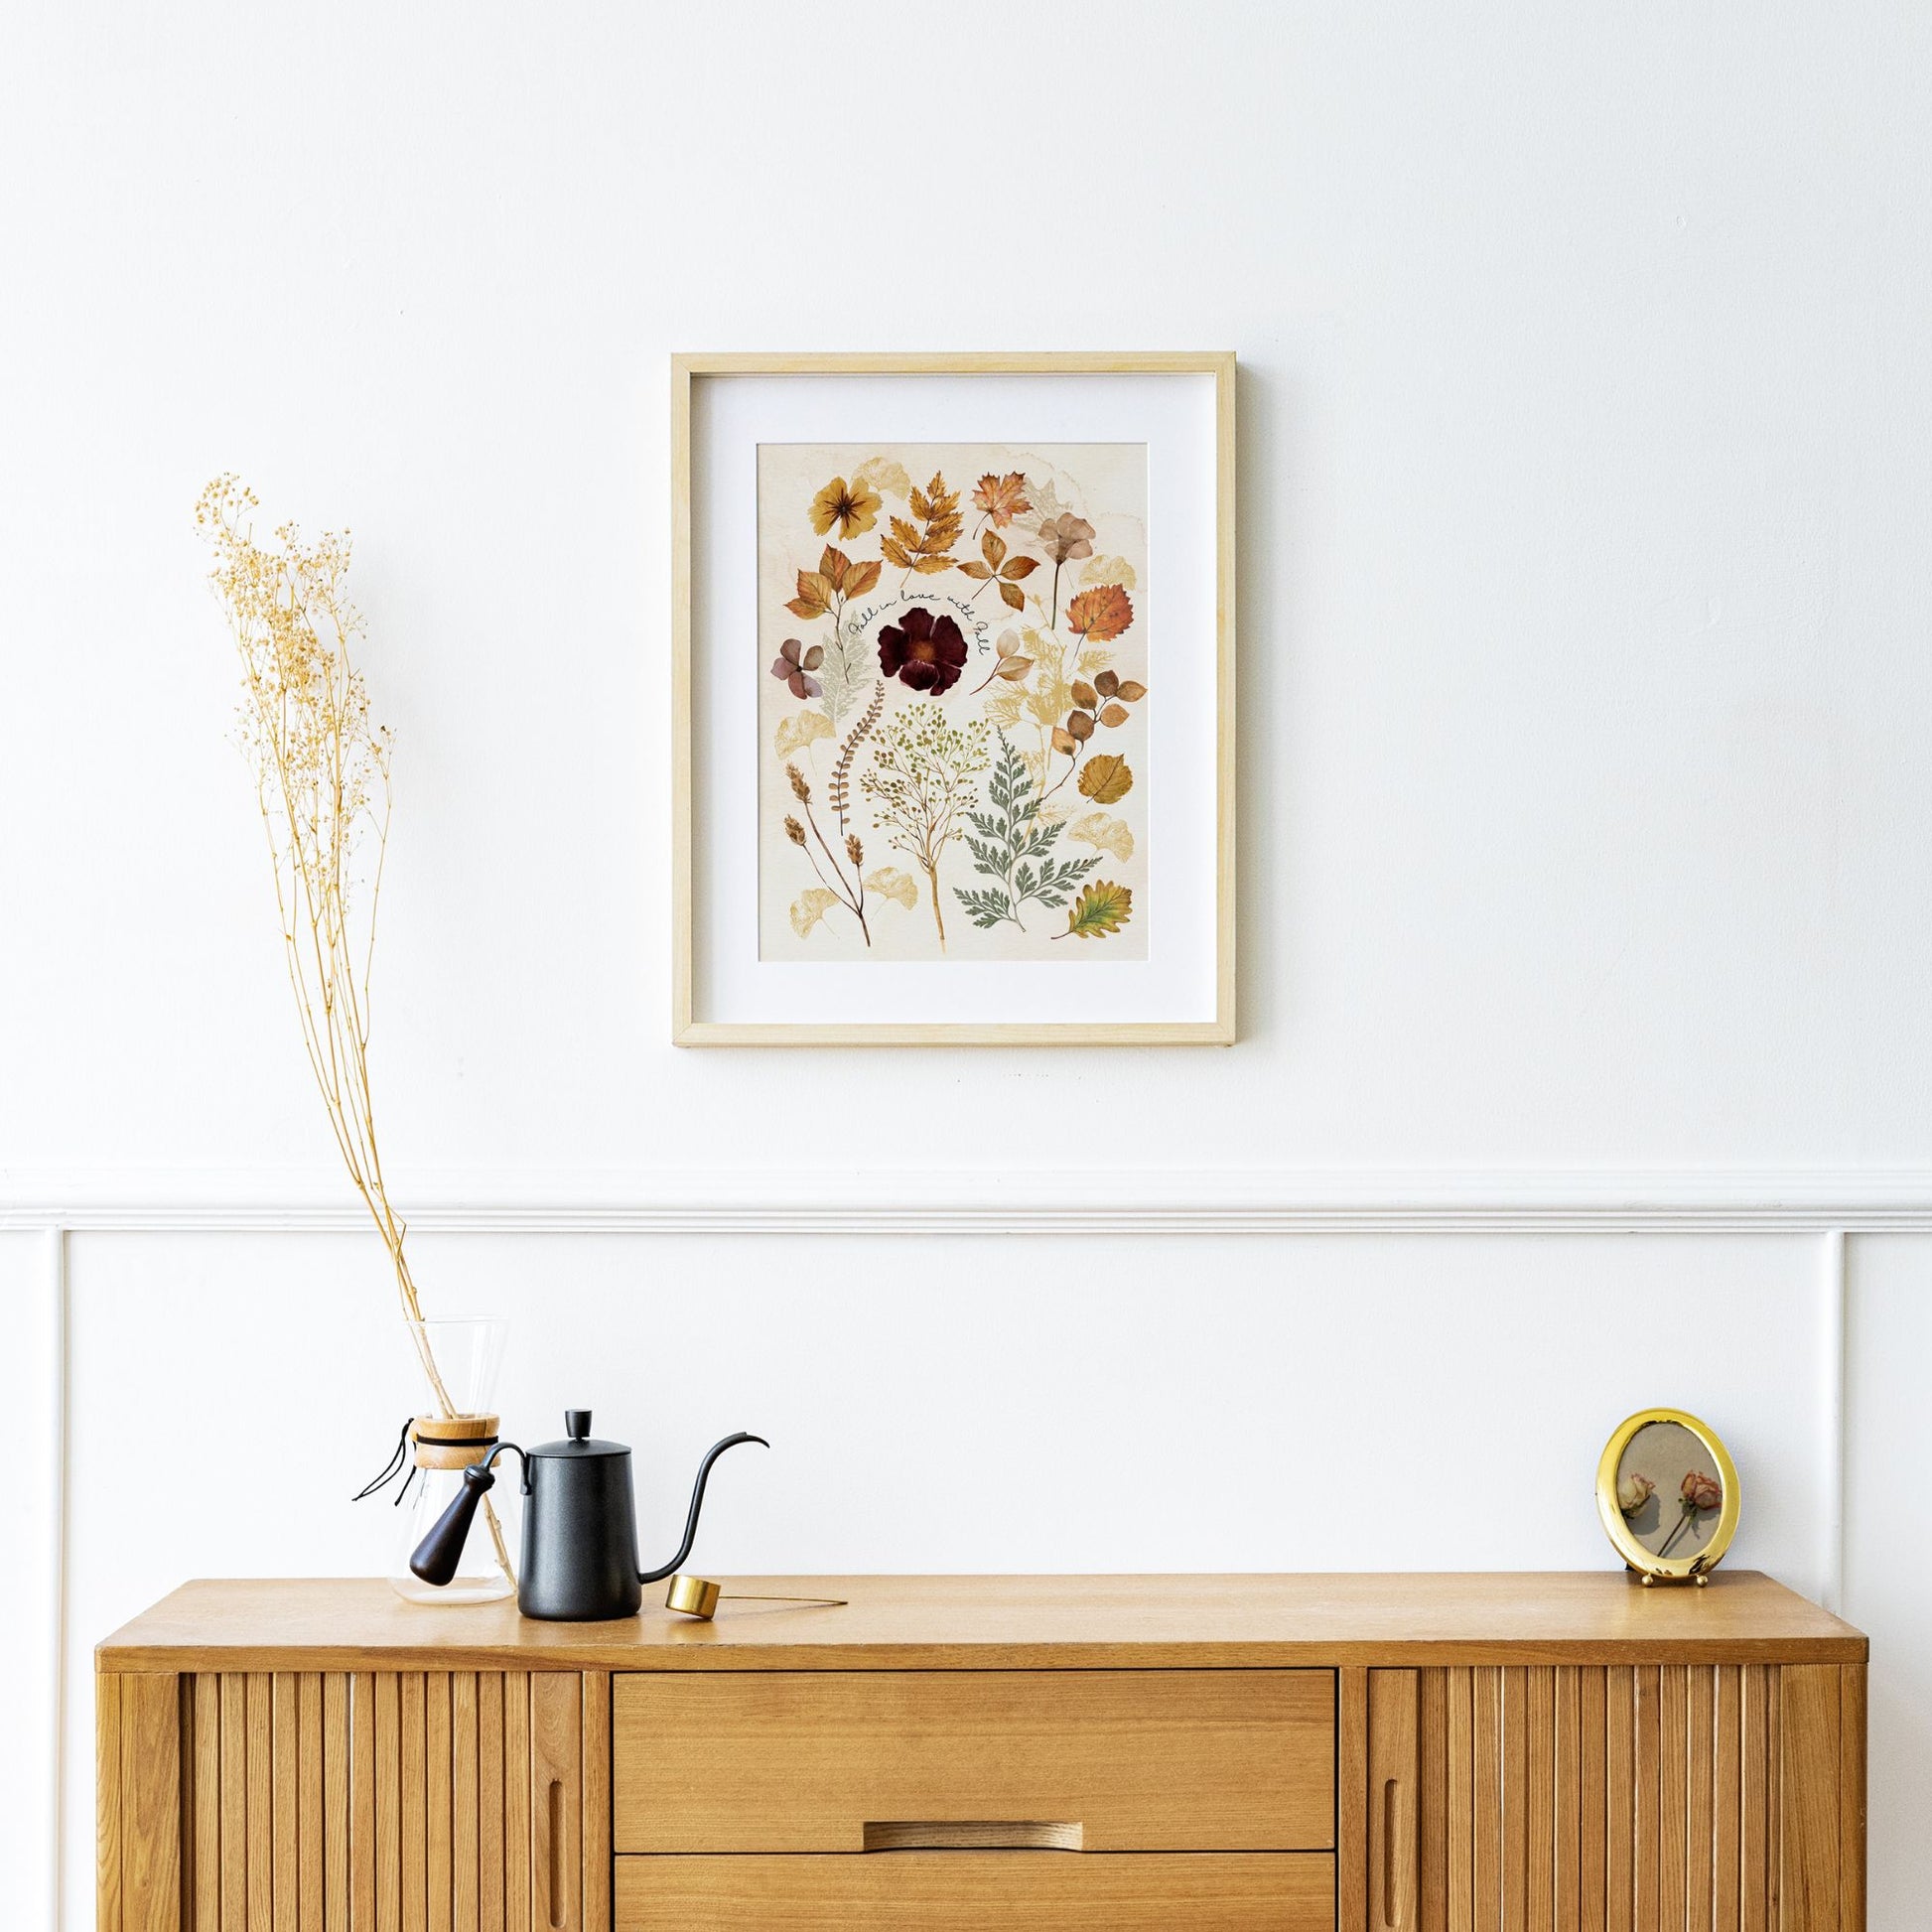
[197,475,513,1587]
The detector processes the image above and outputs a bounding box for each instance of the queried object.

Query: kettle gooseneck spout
[639,1430,768,1585]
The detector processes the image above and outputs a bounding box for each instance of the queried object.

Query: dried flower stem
[198,476,514,1588]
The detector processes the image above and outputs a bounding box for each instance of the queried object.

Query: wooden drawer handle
[863,1821,1085,1853]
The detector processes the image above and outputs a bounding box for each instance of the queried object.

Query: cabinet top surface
[98,1572,1865,1673]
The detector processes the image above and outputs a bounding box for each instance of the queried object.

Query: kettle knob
[565,1409,592,1441]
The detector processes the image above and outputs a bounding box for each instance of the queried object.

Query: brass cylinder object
[665,1575,723,1620]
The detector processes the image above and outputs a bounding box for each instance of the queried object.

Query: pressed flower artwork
[758,443,1149,960]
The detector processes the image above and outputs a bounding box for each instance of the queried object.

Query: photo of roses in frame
[1596,1409,1740,1586]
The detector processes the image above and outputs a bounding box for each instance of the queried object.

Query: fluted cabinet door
[1365,1664,1863,1932]
[97,1671,611,1932]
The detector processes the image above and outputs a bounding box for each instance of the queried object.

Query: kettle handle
[637,1432,769,1586]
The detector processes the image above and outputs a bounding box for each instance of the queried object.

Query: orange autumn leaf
[785,569,833,620]
[973,471,1031,527]
[1077,753,1133,804]
[1066,584,1134,643]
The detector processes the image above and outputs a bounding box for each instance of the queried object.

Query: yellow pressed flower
[808,475,881,540]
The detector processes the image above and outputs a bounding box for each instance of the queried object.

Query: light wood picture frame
[672,351,1236,1045]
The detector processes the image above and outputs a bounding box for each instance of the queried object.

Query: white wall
[5,1,1932,1926]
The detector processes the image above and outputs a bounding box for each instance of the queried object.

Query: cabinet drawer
[616,1852,1334,1930]
[614,1669,1333,1853]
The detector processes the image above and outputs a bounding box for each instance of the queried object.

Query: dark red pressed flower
[877,606,969,695]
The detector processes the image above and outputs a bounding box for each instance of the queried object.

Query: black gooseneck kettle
[410,1410,766,1621]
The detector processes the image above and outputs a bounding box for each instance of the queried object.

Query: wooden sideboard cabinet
[98,1572,1865,1931]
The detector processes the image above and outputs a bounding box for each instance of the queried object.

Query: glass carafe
[387,1316,514,1605]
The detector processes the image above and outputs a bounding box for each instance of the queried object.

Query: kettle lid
[527,1408,629,1458]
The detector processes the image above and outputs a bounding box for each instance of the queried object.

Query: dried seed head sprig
[196,476,513,1585]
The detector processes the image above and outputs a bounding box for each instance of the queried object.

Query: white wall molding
[1818,1228,1849,1613]
[8,1167,1932,1235]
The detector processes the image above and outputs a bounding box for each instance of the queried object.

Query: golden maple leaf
[973,472,1032,527]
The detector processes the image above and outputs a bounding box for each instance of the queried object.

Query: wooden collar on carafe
[411,1415,500,1470]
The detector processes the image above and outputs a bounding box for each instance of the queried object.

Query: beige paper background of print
[758,442,1150,962]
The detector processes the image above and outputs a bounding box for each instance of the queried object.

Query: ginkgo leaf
[1080,554,1138,591]
[775,711,836,759]
[789,888,842,937]
[1058,879,1133,940]
[853,456,913,500]
[1077,754,1133,804]
[1067,812,1135,861]
[863,866,919,909]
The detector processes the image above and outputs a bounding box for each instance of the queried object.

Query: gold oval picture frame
[1595,1407,1740,1584]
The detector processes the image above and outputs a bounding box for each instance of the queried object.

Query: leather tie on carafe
[352,1414,501,1509]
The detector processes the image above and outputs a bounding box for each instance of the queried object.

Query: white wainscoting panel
[1846,1235,1932,1932]
[51,1217,1852,1929]
[1,1230,63,1932]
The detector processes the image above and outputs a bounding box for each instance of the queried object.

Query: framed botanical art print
[672,351,1235,1045]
